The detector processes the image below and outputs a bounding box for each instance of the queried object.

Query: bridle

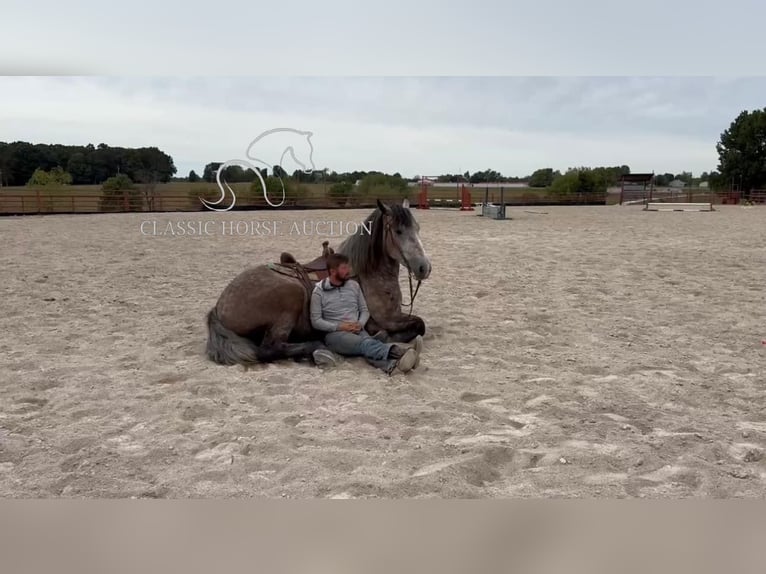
[384,217,422,316]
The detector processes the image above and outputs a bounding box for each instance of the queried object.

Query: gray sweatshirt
[310,278,370,332]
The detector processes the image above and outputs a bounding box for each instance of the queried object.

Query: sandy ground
[1,205,764,498]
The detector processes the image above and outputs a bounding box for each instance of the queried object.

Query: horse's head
[376,199,432,281]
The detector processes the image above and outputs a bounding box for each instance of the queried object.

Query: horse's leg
[359,272,427,340]
[371,314,425,343]
[385,324,424,343]
[258,315,324,363]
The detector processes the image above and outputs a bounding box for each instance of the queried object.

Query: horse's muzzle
[413,258,432,280]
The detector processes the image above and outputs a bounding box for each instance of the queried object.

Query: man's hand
[339,322,362,333]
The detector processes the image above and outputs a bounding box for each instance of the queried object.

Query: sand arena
[1,205,764,498]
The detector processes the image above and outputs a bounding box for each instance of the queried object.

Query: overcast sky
[1,76,764,179]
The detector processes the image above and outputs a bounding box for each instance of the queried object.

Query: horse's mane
[337,202,415,277]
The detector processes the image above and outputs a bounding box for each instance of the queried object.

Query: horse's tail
[205,307,262,365]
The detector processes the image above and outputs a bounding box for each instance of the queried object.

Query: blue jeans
[324,330,396,373]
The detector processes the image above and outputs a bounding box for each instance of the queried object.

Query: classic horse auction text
[139,219,373,237]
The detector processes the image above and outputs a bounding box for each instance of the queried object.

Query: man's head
[327,252,351,284]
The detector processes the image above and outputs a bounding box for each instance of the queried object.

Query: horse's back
[215,263,313,335]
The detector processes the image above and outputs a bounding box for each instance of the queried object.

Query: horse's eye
[396,230,402,235]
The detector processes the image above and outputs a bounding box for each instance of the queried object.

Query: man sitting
[310,253,422,375]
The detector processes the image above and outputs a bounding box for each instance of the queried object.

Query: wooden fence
[716,189,766,204]
[0,187,610,215]
[0,191,397,215]
[0,192,203,215]
[609,188,766,206]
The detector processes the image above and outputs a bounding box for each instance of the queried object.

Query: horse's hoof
[410,317,426,336]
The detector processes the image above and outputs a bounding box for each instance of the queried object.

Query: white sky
[2,1,765,180]
[1,76,763,179]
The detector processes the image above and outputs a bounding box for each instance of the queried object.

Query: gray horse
[205,199,432,366]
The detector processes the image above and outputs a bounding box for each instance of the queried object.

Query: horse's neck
[347,261,400,282]
[337,234,399,280]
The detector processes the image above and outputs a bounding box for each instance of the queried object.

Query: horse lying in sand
[205,199,432,366]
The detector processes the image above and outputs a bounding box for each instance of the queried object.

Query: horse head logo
[200,128,316,211]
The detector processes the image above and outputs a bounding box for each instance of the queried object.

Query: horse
[205,199,432,366]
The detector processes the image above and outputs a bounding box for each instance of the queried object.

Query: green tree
[589,166,627,189]
[223,165,247,182]
[468,168,503,184]
[549,168,607,200]
[357,173,409,201]
[528,168,560,187]
[716,107,766,194]
[707,170,725,190]
[26,168,51,186]
[188,170,200,182]
[66,152,92,183]
[272,165,287,179]
[99,173,142,211]
[202,162,222,182]
[0,141,176,185]
[26,166,73,186]
[327,181,354,205]
[248,175,291,206]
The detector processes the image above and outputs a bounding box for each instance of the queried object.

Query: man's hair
[326,252,349,271]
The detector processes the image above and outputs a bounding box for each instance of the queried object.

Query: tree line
[0,141,176,187]
[3,107,764,197]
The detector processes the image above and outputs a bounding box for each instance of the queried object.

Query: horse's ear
[376,199,390,214]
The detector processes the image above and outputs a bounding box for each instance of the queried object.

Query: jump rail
[644,202,714,212]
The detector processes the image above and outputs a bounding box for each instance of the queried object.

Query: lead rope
[385,220,422,315]
[401,272,422,316]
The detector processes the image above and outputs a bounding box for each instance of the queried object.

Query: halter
[384,217,422,316]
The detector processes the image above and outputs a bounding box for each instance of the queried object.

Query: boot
[385,347,417,375]
[410,335,423,369]
[391,336,423,368]
[387,344,408,359]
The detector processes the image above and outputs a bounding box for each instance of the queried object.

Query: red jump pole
[418,177,430,209]
[459,184,474,210]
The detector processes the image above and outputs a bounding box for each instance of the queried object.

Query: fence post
[36,189,41,213]
[21,196,25,212]
[123,191,129,211]
[72,195,76,212]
